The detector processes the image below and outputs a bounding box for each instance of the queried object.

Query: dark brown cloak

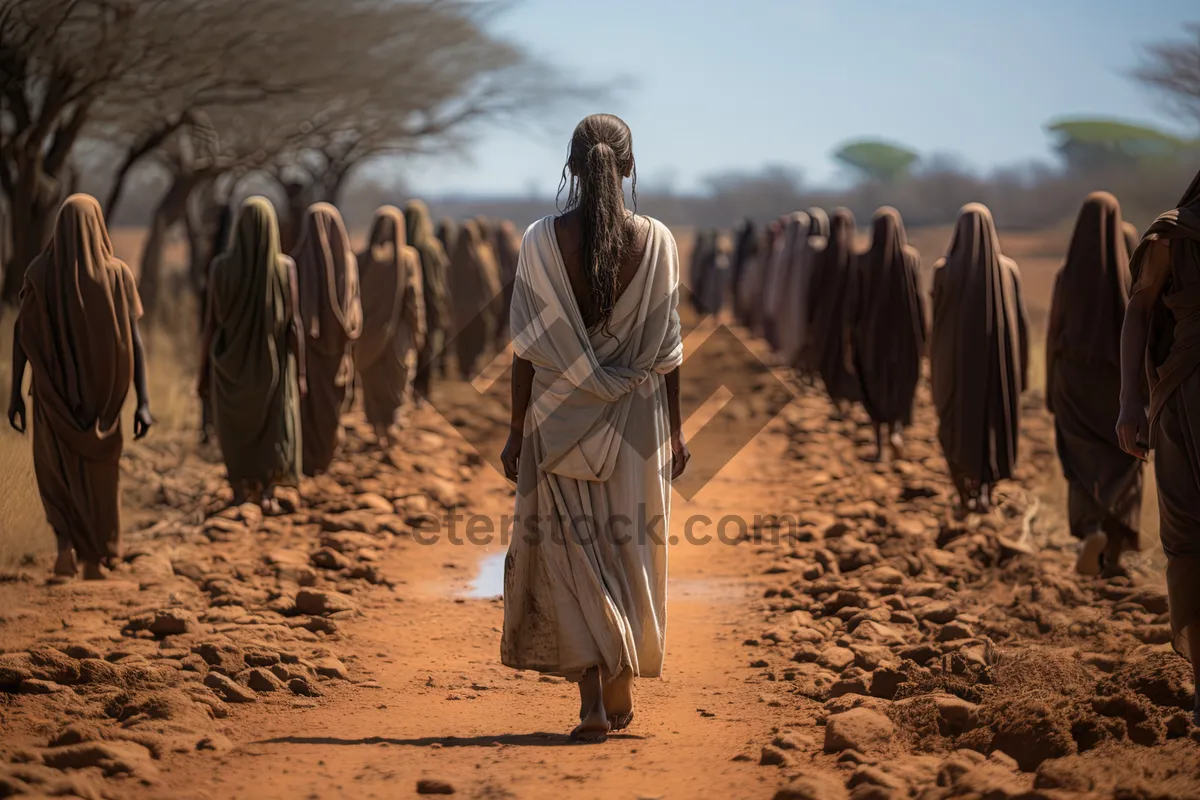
[293,202,361,475]
[852,207,926,427]
[1046,191,1141,549]
[930,203,1029,484]
[1129,167,1200,656]
[18,194,142,567]
[807,208,862,404]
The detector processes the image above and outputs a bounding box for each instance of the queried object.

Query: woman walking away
[931,203,1029,514]
[406,199,450,404]
[293,203,361,476]
[779,208,829,372]
[1049,192,1142,577]
[807,208,862,416]
[356,206,425,449]
[448,220,502,380]
[853,207,925,462]
[1117,168,1200,723]
[494,220,521,345]
[199,197,303,512]
[436,219,459,266]
[500,114,687,743]
[8,194,151,580]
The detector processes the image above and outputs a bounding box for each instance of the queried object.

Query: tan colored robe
[1047,192,1141,551]
[852,207,925,427]
[18,194,142,567]
[293,203,361,475]
[930,203,1029,486]
[405,200,450,400]
[502,215,683,680]
[356,206,425,430]
[448,220,502,380]
[208,197,301,491]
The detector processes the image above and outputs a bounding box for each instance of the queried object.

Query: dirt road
[1,321,1198,800]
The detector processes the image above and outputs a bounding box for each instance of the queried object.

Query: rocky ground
[0,319,1196,800]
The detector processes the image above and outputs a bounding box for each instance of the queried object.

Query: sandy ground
[1,306,1197,800]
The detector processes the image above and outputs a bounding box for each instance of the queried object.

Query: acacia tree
[1134,22,1200,130]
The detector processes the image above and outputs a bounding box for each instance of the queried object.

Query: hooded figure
[493,220,521,344]
[688,229,718,316]
[930,203,1029,513]
[356,206,425,447]
[779,209,828,371]
[807,208,862,412]
[730,218,757,323]
[1048,192,1142,576]
[9,194,151,579]
[202,197,301,510]
[852,207,926,460]
[764,213,809,352]
[1117,168,1200,685]
[406,200,450,401]
[448,220,502,380]
[293,202,361,475]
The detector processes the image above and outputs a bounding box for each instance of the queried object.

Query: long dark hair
[557,113,638,331]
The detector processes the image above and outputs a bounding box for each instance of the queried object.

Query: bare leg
[81,560,105,581]
[867,423,885,463]
[1100,533,1127,578]
[889,423,905,460]
[53,540,77,578]
[260,484,283,516]
[570,667,609,742]
[604,667,634,731]
[373,423,392,450]
[1075,529,1108,577]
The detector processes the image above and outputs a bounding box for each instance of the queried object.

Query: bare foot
[1076,532,1107,577]
[889,430,905,461]
[53,547,77,578]
[604,668,634,731]
[571,668,609,743]
[81,561,105,581]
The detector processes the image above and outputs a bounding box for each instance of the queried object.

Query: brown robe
[1129,168,1200,656]
[1122,221,1140,260]
[1046,192,1141,550]
[17,194,142,567]
[807,208,862,405]
[293,203,361,475]
[356,206,425,430]
[789,209,830,373]
[406,200,450,400]
[448,220,502,380]
[493,220,521,343]
[208,197,301,491]
[930,203,1029,487]
[852,207,926,427]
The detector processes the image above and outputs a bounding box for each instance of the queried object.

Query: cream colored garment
[501,215,683,680]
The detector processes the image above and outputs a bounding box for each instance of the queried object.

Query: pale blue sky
[404,0,1198,197]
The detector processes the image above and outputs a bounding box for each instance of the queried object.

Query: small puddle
[464,552,506,598]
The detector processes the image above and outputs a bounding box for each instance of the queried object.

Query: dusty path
[2,320,1198,800]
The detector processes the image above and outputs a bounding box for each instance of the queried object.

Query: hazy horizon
[402,0,1197,198]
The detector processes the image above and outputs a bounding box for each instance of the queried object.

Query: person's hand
[7,394,25,434]
[501,431,522,482]
[1116,400,1149,461]
[134,403,154,440]
[670,432,690,480]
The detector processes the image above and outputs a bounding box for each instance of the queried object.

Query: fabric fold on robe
[779,209,828,368]
[852,207,926,427]
[765,213,808,352]
[356,206,425,430]
[18,194,142,567]
[1046,191,1142,552]
[502,215,683,681]
[207,197,301,491]
[1129,168,1200,657]
[930,203,1029,486]
[293,202,361,475]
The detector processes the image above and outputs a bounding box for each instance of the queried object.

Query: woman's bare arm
[500,354,535,481]
[1117,239,1171,458]
[7,321,27,432]
[131,316,153,439]
[665,366,689,479]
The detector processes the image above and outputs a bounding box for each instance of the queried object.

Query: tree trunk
[138,175,196,318]
[1,168,62,306]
